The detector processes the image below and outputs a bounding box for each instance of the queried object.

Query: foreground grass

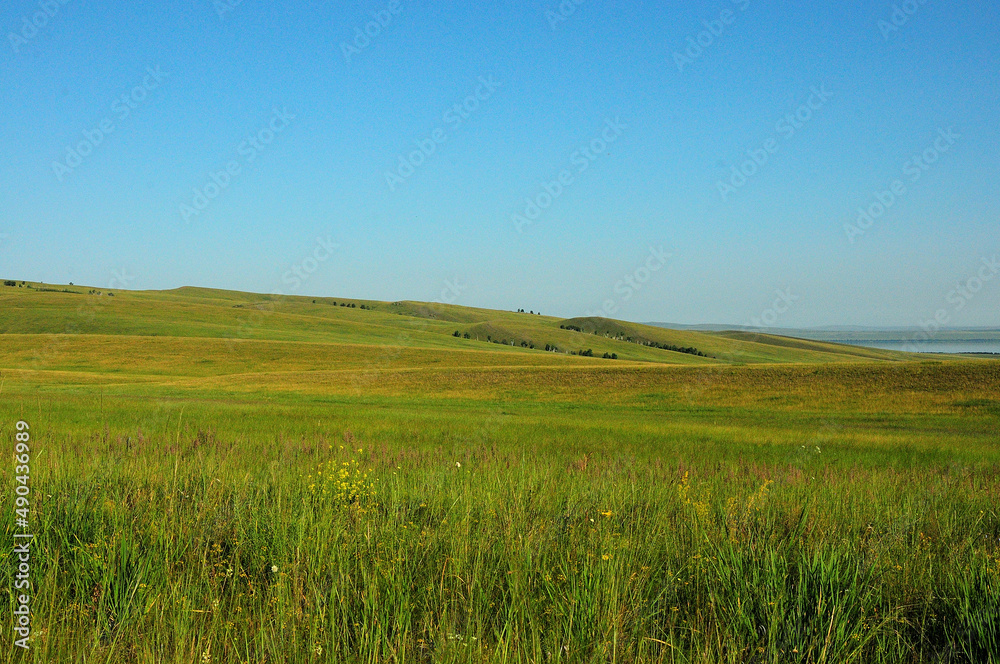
[2,368,999,663]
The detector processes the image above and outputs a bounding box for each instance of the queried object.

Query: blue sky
[1,0,998,327]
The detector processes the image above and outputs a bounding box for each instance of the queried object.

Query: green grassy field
[1,284,999,663]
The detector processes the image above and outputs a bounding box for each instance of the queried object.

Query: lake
[840,340,1000,355]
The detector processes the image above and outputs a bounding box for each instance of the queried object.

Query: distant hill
[0,281,960,374]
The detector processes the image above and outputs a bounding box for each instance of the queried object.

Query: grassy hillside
[0,281,935,370]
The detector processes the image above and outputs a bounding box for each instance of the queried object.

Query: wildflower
[456,461,462,468]
[600,510,613,518]
[271,565,278,573]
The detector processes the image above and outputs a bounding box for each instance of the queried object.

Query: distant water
[839,340,1000,355]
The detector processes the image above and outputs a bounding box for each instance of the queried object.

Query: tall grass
[3,418,998,663]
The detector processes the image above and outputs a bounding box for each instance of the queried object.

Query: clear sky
[1,1,998,327]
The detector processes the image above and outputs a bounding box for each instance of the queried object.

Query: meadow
[1,284,999,663]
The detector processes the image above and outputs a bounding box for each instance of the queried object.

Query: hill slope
[0,280,950,380]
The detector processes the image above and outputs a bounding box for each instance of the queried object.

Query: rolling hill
[0,280,931,374]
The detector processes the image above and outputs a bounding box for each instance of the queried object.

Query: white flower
[271,565,278,573]
[456,462,461,468]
